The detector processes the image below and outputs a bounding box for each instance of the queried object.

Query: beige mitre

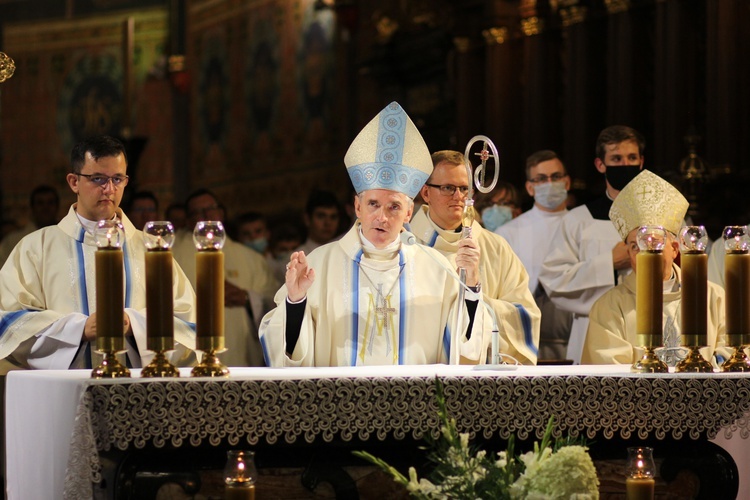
[609,169,689,240]
[344,101,433,199]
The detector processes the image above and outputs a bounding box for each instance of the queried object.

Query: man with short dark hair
[496,150,573,361]
[0,185,60,266]
[0,135,196,370]
[539,125,645,363]
[297,190,341,254]
[126,190,159,231]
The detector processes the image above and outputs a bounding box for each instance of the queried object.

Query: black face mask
[605,165,641,191]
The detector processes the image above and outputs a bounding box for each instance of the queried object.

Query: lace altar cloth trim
[65,374,750,499]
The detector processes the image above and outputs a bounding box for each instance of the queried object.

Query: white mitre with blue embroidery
[344,101,433,199]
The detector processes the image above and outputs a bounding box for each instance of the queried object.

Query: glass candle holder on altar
[224,450,257,500]
[625,447,655,500]
[94,219,126,352]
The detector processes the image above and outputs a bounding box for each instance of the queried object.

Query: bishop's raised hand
[286,251,315,302]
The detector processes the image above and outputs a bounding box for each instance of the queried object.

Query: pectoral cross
[375,284,396,327]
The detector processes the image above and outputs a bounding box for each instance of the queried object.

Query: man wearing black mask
[539,125,644,364]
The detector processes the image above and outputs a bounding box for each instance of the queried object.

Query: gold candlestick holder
[142,336,180,378]
[675,345,713,373]
[191,336,229,377]
[92,336,131,378]
[632,346,668,373]
[721,337,750,372]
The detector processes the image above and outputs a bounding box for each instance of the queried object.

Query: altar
[5,365,750,499]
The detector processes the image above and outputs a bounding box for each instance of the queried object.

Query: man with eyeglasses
[173,189,279,367]
[539,125,644,364]
[408,150,541,365]
[0,135,197,371]
[495,150,573,361]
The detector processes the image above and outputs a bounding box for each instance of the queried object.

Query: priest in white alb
[0,135,196,371]
[258,102,492,367]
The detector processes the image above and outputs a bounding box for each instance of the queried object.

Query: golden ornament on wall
[0,52,16,83]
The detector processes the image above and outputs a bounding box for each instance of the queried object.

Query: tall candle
[680,252,707,343]
[636,251,663,345]
[626,476,655,500]
[725,252,750,343]
[145,249,174,350]
[196,250,224,338]
[95,247,124,351]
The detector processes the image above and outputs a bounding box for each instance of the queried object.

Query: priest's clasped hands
[82,312,133,341]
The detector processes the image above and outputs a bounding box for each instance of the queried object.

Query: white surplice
[539,201,630,363]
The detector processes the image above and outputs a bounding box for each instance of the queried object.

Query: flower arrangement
[354,381,599,500]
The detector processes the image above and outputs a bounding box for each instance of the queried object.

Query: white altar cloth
[5,365,750,499]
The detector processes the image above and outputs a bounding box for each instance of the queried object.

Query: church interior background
[1,0,749,239]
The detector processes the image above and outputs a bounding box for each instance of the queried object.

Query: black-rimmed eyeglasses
[77,173,129,188]
[425,183,470,196]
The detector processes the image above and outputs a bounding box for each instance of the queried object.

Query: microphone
[399,229,516,370]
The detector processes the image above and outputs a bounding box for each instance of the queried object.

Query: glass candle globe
[193,221,226,251]
[723,225,750,254]
[679,225,708,254]
[224,450,258,500]
[636,225,667,253]
[143,221,175,250]
[94,219,125,249]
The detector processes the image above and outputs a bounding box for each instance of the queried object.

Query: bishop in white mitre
[259,102,492,367]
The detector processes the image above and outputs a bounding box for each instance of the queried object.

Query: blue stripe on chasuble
[75,227,92,369]
[515,304,538,356]
[122,241,136,368]
[428,231,439,248]
[397,250,406,364]
[443,325,451,363]
[0,310,28,338]
[350,249,363,366]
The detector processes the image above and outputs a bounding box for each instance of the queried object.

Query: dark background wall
[1,0,748,238]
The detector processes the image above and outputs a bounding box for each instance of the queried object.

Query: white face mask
[533,181,568,210]
[481,205,514,232]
